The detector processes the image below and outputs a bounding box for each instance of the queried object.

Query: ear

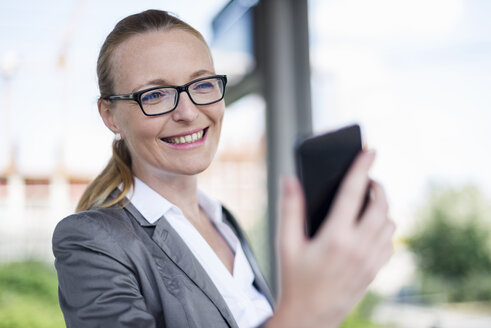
[98,98,122,136]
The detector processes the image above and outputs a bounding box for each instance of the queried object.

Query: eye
[192,80,216,93]
[141,89,172,104]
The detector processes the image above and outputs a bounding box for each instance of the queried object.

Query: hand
[266,151,395,328]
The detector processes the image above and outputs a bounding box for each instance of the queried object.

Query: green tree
[0,261,65,328]
[407,184,491,301]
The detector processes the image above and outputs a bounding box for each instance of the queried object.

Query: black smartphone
[295,124,365,238]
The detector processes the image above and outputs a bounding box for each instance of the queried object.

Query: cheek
[211,104,225,129]
[120,114,162,145]
[216,108,225,136]
[123,123,162,164]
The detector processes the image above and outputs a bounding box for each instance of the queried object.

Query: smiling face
[99,29,224,180]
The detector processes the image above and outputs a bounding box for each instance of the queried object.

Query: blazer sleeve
[52,213,157,328]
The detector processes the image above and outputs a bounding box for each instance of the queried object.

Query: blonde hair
[77,10,208,212]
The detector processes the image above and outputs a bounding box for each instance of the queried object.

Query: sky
[309,0,491,231]
[1,0,491,236]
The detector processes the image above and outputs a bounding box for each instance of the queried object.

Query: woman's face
[100,30,224,179]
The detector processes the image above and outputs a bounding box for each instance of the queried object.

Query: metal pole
[253,0,312,296]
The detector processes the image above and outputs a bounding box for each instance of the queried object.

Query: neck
[134,169,201,221]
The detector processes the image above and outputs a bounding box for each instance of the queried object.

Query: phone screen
[295,124,363,237]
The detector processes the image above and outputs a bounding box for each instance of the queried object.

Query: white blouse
[128,177,273,328]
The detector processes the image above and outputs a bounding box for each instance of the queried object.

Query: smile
[161,128,207,145]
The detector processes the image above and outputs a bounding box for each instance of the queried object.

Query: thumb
[277,176,307,259]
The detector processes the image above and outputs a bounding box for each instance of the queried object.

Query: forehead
[111,29,214,91]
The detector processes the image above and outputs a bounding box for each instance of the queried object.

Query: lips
[161,128,207,145]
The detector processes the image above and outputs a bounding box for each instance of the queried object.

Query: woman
[53,9,395,328]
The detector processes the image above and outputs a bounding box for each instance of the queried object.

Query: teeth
[165,130,204,145]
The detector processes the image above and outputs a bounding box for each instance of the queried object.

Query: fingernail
[365,150,376,161]
[281,176,295,196]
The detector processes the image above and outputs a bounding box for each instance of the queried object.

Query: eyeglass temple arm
[107,94,135,101]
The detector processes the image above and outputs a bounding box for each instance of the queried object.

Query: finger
[358,180,389,236]
[374,221,396,268]
[277,176,307,258]
[362,218,396,281]
[325,151,376,229]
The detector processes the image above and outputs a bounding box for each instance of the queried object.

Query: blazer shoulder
[54,206,128,238]
[52,207,136,262]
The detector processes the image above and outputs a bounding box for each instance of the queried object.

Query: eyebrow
[132,69,216,93]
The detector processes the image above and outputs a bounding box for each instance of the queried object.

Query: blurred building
[0,130,267,262]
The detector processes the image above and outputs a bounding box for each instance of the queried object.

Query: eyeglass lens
[140,77,224,115]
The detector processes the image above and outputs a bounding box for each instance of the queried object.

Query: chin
[177,166,207,176]
[172,159,213,176]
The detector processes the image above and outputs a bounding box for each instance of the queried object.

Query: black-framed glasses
[104,75,227,116]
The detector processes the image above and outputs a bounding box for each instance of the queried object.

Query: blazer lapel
[221,207,276,307]
[124,201,238,328]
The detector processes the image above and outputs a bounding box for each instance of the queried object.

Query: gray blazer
[52,194,274,328]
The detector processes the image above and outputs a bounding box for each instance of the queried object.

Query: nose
[171,91,199,122]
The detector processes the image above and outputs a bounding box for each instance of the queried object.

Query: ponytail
[76,139,133,212]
